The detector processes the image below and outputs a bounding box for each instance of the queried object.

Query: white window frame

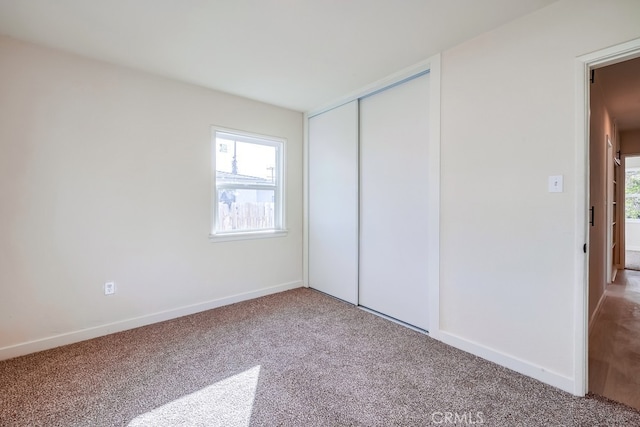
[209,127,287,242]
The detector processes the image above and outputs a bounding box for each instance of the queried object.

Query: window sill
[209,229,288,243]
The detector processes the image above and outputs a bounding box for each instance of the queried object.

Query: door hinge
[583,243,587,253]
[590,206,595,226]
[590,69,595,84]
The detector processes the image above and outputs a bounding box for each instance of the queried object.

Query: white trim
[0,281,302,361]
[438,331,574,394]
[209,229,288,242]
[574,53,589,397]
[210,126,287,238]
[625,245,640,251]
[212,126,287,146]
[578,38,640,69]
[307,57,436,118]
[302,112,310,288]
[575,36,640,397]
[427,53,441,339]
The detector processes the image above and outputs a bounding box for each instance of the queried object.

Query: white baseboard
[626,245,640,251]
[0,281,302,361]
[435,330,575,395]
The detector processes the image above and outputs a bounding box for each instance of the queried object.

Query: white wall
[439,0,640,392]
[0,36,303,359]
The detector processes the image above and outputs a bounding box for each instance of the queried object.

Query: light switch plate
[549,175,563,193]
[104,281,115,295]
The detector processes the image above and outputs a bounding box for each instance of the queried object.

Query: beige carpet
[1,288,639,426]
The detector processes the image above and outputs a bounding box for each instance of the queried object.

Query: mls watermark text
[431,411,484,425]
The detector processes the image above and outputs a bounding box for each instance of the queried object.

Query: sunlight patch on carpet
[128,365,261,427]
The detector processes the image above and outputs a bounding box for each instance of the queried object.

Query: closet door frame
[303,54,441,337]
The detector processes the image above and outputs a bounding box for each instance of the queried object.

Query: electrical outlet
[104,282,115,295]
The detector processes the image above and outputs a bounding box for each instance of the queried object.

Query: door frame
[303,54,441,335]
[576,38,640,396]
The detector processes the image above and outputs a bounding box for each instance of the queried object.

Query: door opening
[586,52,640,409]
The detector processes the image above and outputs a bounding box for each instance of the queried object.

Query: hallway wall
[621,130,640,154]
[588,71,616,321]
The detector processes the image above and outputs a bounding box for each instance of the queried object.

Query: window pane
[216,139,277,186]
[218,188,275,231]
[212,129,284,238]
[626,196,640,219]
[626,169,640,219]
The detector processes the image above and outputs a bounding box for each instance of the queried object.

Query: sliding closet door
[359,73,430,330]
[308,101,359,304]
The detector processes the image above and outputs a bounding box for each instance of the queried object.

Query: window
[626,167,640,221]
[210,128,286,241]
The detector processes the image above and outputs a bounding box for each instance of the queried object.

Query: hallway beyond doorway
[589,269,640,410]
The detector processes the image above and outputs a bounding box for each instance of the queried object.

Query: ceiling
[0,0,559,112]
[597,56,640,132]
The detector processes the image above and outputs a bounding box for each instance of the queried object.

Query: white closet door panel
[359,73,430,330]
[308,101,359,304]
